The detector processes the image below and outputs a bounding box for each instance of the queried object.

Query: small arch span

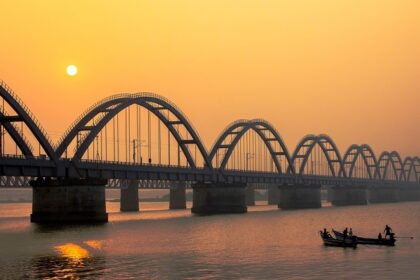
[209,119,294,173]
[289,134,345,177]
[342,144,379,179]
[377,151,405,181]
[401,156,420,183]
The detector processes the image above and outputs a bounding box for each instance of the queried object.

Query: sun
[66,65,78,76]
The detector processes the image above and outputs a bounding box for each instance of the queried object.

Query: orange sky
[0,1,419,157]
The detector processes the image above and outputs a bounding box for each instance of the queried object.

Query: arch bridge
[1,80,419,221]
[1,80,419,186]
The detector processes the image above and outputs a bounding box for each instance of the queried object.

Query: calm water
[0,200,419,279]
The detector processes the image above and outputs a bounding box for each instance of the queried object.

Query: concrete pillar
[278,184,321,209]
[398,186,420,202]
[30,178,108,223]
[170,181,187,209]
[246,184,255,206]
[368,186,399,204]
[330,186,368,206]
[267,185,280,205]
[120,179,139,212]
[191,182,247,214]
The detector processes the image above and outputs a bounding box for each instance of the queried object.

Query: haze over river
[0,189,419,279]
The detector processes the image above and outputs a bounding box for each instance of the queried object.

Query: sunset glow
[0,1,419,155]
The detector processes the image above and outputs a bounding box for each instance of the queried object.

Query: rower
[343,227,348,240]
[384,225,393,239]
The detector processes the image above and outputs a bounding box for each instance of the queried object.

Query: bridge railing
[0,154,48,160]
[79,158,208,170]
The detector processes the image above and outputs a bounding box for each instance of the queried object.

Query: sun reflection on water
[30,241,106,278]
[54,243,90,260]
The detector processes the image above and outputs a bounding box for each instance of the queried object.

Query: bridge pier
[398,186,420,202]
[169,181,187,209]
[191,182,247,214]
[278,184,321,209]
[30,178,108,223]
[267,184,280,205]
[246,184,255,206]
[120,180,139,212]
[368,186,399,204]
[330,185,368,206]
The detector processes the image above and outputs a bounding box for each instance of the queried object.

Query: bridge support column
[30,178,108,223]
[278,184,321,209]
[246,184,255,206]
[330,186,368,206]
[267,185,280,205]
[398,186,420,202]
[191,182,247,214]
[120,179,139,212]
[368,186,399,204]
[170,181,187,209]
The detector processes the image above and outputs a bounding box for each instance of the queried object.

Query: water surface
[0,201,419,279]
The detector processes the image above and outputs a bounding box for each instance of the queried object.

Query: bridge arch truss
[56,93,211,168]
[0,81,57,162]
[290,134,345,177]
[402,157,420,183]
[209,119,294,174]
[342,144,379,179]
[377,151,405,181]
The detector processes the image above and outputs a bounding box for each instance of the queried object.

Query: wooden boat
[320,231,357,248]
[332,229,396,246]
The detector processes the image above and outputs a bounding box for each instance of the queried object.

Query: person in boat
[349,228,353,237]
[378,232,382,240]
[384,225,393,239]
[322,228,331,238]
[343,227,348,240]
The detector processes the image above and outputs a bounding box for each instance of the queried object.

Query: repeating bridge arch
[1,79,420,186]
[402,157,420,182]
[55,93,211,168]
[209,119,294,173]
[290,134,345,177]
[342,144,379,179]
[0,81,57,162]
[377,151,405,181]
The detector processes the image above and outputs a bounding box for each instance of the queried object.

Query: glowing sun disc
[66,65,78,76]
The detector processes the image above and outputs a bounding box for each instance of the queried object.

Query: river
[0,193,419,279]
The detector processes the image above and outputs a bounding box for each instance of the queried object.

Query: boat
[332,229,396,246]
[320,231,357,248]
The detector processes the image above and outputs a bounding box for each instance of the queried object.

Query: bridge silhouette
[1,80,419,222]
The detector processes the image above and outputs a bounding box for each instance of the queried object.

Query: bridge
[1,80,419,222]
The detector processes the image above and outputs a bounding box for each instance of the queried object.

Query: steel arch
[0,81,57,161]
[57,93,211,168]
[414,157,420,183]
[290,134,345,177]
[377,151,405,181]
[342,144,379,179]
[209,119,294,173]
[402,157,420,182]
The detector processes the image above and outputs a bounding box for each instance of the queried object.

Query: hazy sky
[0,1,419,157]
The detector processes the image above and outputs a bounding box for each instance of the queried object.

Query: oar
[395,236,414,239]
